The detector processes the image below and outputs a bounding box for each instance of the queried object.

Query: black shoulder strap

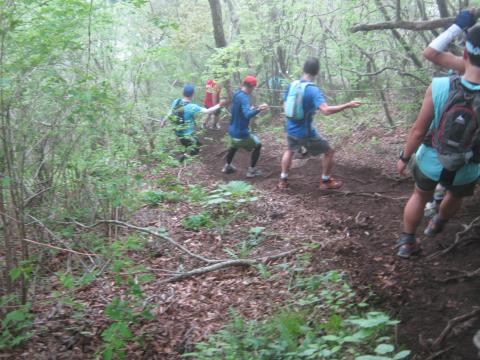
[173,98,184,109]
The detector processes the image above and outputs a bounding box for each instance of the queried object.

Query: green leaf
[321,334,340,342]
[356,356,391,360]
[103,347,113,360]
[5,309,27,323]
[0,176,11,187]
[9,268,22,282]
[375,344,394,355]
[393,350,411,359]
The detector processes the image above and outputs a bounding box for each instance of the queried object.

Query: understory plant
[0,296,34,350]
[181,181,257,233]
[186,270,410,360]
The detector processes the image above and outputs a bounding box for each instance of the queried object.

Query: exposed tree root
[428,216,480,260]
[424,347,454,360]
[430,308,480,351]
[435,267,480,283]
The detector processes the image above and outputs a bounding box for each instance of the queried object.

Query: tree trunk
[224,0,240,41]
[208,0,227,48]
[436,0,450,18]
[208,0,232,102]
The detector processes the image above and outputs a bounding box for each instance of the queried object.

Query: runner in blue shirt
[168,84,224,158]
[278,58,361,190]
[222,75,269,177]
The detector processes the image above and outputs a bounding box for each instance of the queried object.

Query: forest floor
[195,124,480,360]
[4,120,480,360]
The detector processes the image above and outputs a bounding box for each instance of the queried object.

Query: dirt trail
[200,127,480,360]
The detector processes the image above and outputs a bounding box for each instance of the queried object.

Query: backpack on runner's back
[284,80,313,121]
[429,76,480,171]
[169,98,186,126]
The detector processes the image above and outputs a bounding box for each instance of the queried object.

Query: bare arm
[318,101,361,116]
[200,103,222,114]
[423,47,465,74]
[397,85,435,174]
[422,10,476,74]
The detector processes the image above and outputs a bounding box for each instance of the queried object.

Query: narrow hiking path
[199,126,480,360]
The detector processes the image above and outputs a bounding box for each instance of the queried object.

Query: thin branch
[350,8,480,32]
[424,347,454,360]
[319,190,408,201]
[70,219,226,264]
[339,66,398,77]
[158,249,297,283]
[428,216,480,259]
[27,215,92,268]
[23,238,98,257]
[435,267,480,283]
[87,0,94,73]
[431,307,480,350]
[338,65,428,85]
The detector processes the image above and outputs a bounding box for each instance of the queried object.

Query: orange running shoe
[319,177,343,190]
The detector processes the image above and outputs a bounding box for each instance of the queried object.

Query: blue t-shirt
[228,90,260,139]
[415,77,480,185]
[284,80,326,138]
[170,99,204,137]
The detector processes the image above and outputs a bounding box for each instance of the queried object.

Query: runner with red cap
[222,75,269,177]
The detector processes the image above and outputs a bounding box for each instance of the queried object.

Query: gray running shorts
[287,134,331,156]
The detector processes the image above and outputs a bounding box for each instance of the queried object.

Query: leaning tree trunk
[436,0,450,18]
[207,0,232,101]
[208,0,227,48]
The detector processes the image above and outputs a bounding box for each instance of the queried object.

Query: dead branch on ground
[319,190,408,201]
[435,267,480,283]
[69,220,297,282]
[428,216,480,259]
[157,249,296,283]
[424,347,454,360]
[430,307,480,351]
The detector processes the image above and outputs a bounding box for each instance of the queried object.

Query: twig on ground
[435,267,480,283]
[430,307,480,351]
[428,216,480,259]
[424,347,454,360]
[158,249,296,283]
[318,190,407,201]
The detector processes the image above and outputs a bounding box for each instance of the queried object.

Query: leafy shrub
[0,299,34,350]
[141,189,183,205]
[182,212,214,231]
[186,185,207,203]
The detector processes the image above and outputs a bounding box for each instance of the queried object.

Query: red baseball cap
[243,75,257,87]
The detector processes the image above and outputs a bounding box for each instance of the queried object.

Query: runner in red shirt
[203,79,222,129]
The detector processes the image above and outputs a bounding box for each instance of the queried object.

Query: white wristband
[429,24,463,52]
